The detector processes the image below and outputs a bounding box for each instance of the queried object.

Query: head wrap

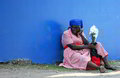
[69,19,83,28]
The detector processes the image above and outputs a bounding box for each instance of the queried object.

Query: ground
[0,61,120,78]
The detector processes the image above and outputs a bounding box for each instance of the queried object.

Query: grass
[109,62,117,65]
[0,64,73,71]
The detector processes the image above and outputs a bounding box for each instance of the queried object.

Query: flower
[89,25,99,42]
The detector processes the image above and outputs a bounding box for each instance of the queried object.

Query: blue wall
[0,0,120,64]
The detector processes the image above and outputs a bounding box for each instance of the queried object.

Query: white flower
[89,25,99,42]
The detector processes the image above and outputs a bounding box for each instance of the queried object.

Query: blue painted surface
[0,0,120,64]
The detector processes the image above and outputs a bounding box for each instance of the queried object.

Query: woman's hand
[78,29,84,36]
[78,29,89,45]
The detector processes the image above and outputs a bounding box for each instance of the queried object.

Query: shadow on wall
[37,20,64,64]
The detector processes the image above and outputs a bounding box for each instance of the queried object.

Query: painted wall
[0,0,120,64]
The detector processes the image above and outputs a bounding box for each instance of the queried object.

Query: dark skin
[67,25,116,73]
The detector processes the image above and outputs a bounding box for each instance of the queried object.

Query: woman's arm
[80,34,89,45]
[78,30,89,45]
[67,44,95,50]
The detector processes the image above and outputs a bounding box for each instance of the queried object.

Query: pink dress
[59,29,108,70]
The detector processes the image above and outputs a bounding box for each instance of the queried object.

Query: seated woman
[59,19,116,73]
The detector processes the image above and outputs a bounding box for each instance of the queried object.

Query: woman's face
[71,26,81,35]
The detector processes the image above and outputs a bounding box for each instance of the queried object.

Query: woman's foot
[103,56,116,71]
[99,66,106,73]
[105,65,116,71]
[100,60,104,66]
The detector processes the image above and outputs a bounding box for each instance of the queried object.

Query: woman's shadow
[43,20,64,64]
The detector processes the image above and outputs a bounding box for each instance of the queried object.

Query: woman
[59,19,116,73]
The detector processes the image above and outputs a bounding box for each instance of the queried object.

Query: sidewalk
[0,61,120,78]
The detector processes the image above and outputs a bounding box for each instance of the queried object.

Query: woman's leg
[95,42,116,70]
[102,56,116,70]
[87,61,106,73]
[95,42,108,58]
[102,56,110,66]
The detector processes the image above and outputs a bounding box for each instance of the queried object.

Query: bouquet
[89,25,99,44]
